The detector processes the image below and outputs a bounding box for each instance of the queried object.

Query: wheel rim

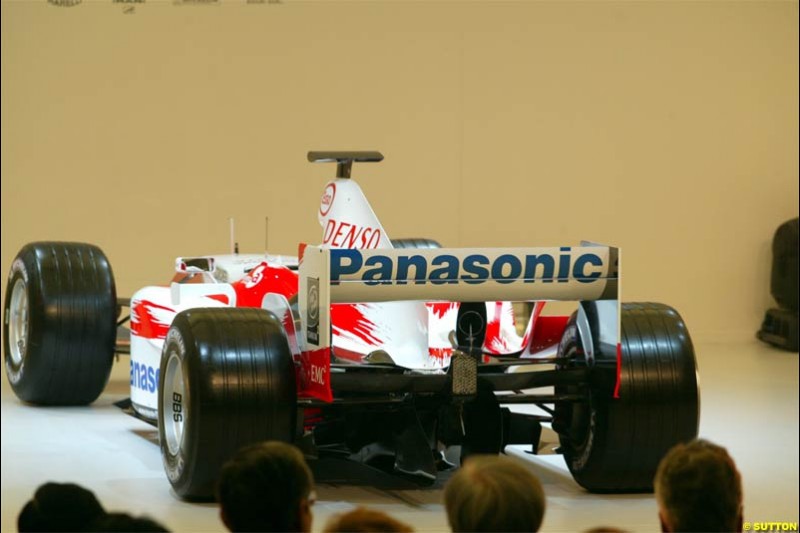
[163,350,187,456]
[8,278,29,367]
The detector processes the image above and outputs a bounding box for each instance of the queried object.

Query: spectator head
[89,512,170,532]
[654,439,743,533]
[217,441,315,532]
[18,482,106,532]
[323,507,414,533]
[443,454,546,532]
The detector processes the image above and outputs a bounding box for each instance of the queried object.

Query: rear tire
[159,308,297,500]
[3,242,117,405]
[555,302,699,492]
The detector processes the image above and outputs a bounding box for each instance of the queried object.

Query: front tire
[3,242,117,405]
[158,308,297,500]
[555,302,699,492]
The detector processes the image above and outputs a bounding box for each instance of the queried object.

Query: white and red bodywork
[129,176,611,419]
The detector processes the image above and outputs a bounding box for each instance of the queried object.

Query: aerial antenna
[229,217,239,255]
[265,216,269,253]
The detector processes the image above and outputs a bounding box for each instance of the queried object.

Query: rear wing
[296,244,619,401]
[304,245,617,303]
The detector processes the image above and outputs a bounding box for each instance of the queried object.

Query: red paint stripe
[130,299,174,340]
[528,315,570,354]
[303,407,324,428]
[613,342,622,399]
[330,345,367,363]
[331,304,383,346]
[521,301,545,350]
[484,301,506,351]
[231,263,298,307]
[427,302,457,319]
[428,346,453,360]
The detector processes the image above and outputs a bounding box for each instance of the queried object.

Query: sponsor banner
[299,245,331,349]
[297,347,332,403]
[317,179,392,250]
[318,246,618,303]
[130,335,162,412]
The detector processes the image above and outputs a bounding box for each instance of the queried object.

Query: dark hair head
[18,482,106,533]
[654,439,743,532]
[323,507,414,533]
[217,441,314,532]
[88,512,170,532]
[443,455,546,533]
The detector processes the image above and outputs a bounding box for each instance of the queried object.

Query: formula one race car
[3,152,699,500]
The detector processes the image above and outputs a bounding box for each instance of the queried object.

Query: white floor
[2,339,798,533]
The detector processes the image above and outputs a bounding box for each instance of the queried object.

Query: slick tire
[555,302,699,493]
[4,242,117,405]
[159,308,297,500]
[390,238,442,249]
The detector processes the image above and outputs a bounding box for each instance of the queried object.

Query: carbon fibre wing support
[308,151,384,179]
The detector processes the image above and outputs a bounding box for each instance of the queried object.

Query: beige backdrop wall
[2,0,798,342]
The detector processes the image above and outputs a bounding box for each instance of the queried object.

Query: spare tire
[159,307,297,500]
[4,242,117,405]
[555,302,699,492]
